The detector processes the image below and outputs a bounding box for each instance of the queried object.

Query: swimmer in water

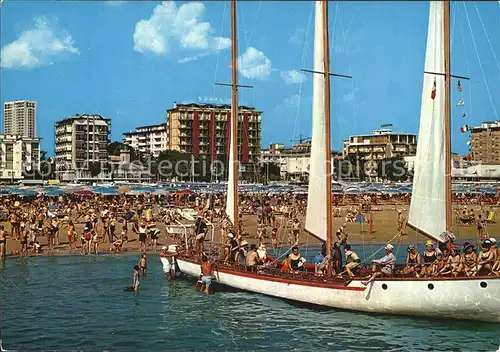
[133,265,140,292]
[139,253,147,277]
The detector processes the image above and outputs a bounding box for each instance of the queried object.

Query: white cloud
[133,1,230,61]
[1,16,79,69]
[337,87,360,104]
[280,69,306,84]
[289,28,305,45]
[106,0,125,6]
[237,47,272,80]
[197,96,231,105]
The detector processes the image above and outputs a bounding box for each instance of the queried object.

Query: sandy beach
[3,202,498,258]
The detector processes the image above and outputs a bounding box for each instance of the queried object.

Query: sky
[1,0,499,156]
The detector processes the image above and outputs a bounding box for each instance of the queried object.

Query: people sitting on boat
[477,239,495,275]
[450,245,462,277]
[491,238,500,274]
[281,254,291,272]
[402,244,421,277]
[332,242,343,274]
[234,240,249,265]
[344,244,360,277]
[289,247,306,272]
[362,244,395,286]
[256,244,269,263]
[462,242,477,277]
[246,244,263,268]
[421,240,437,277]
[433,247,454,276]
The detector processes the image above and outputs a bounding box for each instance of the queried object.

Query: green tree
[89,162,102,178]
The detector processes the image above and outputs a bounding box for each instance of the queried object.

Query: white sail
[408,1,446,242]
[226,112,237,226]
[305,1,327,242]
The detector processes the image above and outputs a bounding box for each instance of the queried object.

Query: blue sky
[1,1,499,155]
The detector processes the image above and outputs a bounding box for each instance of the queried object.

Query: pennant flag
[460,125,469,133]
[461,113,467,118]
[431,79,436,100]
[466,154,472,161]
[457,80,463,92]
[457,99,465,106]
[466,140,471,145]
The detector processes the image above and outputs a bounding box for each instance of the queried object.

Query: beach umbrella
[74,190,94,196]
[117,186,131,194]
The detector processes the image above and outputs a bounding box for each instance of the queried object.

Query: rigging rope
[473,1,500,71]
[292,2,314,141]
[459,9,474,125]
[212,1,227,98]
[462,1,499,120]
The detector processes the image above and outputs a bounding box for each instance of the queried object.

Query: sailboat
[174,0,500,323]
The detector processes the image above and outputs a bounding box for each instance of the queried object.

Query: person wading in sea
[200,256,214,295]
[133,265,140,292]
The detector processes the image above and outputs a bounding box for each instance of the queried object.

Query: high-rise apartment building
[3,100,37,137]
[55,114,111,173]
[166,103,262,176]
[470,121,500,164]
[123,123,168,157]
[0,134,41,180]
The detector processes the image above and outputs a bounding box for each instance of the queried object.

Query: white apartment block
[123,123,168,157]
[0,134,41,180]
[55,114,111,174]
[4,100,37,138]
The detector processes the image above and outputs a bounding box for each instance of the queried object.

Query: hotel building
[470,121,500,165]
[3,100,37,138]
[123,123,168,157]
[166,103,262,176]
[342,128,417,160]
[55,114,111,174]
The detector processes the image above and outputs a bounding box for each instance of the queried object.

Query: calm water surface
[1,252,499,351]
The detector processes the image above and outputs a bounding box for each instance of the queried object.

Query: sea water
[1,252,499,351]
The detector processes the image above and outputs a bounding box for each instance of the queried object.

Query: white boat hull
[176,258,500,323]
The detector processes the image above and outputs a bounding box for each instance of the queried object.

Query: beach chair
[486,211,495,224]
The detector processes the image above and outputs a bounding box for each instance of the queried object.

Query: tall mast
[322,0,333,274]
[443,0,452,232]
[230,0,239,234]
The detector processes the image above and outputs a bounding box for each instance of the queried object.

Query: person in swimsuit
[288,247,306,272]
[421,240,437,277]
[344,244,361,277]
[133,265,140,292]
[67,220,75,252]
[139,253,147,277]
[403,244,421,277]
[0,225,7,260]
[450,245,463,277]
[271,227,278,249]
[138,223,147,253]
[200,256,214,295]
[462,243,477,277]
[477,239,495,275]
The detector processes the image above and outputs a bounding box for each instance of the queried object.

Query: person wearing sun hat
[421,240,438,277]
[477,239,495,275]
[362,244,396,285]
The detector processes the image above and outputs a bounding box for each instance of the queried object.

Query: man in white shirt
[362,244,396,286]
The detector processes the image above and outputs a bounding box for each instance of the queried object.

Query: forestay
[408,1,446,243]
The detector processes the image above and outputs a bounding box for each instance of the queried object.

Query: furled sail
[226,110,237,226]
[408,1,446,242]
[305,1,327,242]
